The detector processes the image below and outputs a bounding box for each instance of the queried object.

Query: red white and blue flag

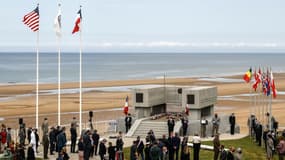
[185,104,190,115]
[252,68,262,91]
[72,9,82,34]
[23,6,39,32]
[123,96,129,115]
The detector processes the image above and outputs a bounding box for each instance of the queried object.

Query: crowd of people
[248,113,285,160]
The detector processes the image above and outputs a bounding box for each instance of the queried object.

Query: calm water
[0,52,284,84]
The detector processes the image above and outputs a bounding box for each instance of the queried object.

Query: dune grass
[123,136,279,160]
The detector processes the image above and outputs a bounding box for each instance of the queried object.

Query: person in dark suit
[144,142,151,160]
[181,117,189,136]
[172,132,181,160]
[92,129,100,156]
[167,117,175,137]
[116,131,124,151]
[27,144,35,160]
[108,142,116,160]
[180,136,190,160]
[49,127,56,155]
[213,134,220,160]
[168,132,175,160]
[70,126,77,153]
[125,114,132,133]
[130,140,138,160]
[136,136,145,160]
[220,145,227,160]
[229,113,236,135]
[256,121,263,146]
[99,139,107,160]
[83,130,92,160]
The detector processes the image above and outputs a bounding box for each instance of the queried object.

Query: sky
[0,0,285,53]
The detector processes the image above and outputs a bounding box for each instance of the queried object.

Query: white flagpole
[36,26,39,129]
[57,4,61,126]
[79,6,83,134]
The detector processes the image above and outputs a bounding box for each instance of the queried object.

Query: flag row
[243,67,277,98]
[23,4,81,35]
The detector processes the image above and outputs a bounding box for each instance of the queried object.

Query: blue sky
[1,0,285,52]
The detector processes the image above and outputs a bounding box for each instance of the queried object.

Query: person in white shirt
[192,133,201,160]
[30,128,37,157]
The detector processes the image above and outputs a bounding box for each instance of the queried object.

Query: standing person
[83,130,92,160]
[41,118,49,159]
[49,127,56,155]
[161,146,170,160]
[130,140,138,160]
[116,131,124,151]
[277,136,285,160]
[167,117,175,137]
[168,132,175,160]
[212,113,220,137]
[144,142,151,160]
[19,125,26,147]
[266,133,274,160]
[0,126,7,153]
[181,117,189,136]
[136,136,145,160]
[173,132,181,160]
[213,134,221,160]
[70,117,78,153]
[78,137,84,160]
[6,128,12,148]
[125,113,132,133]
[256,121,263,146]
[57,127,67,157]
[108,142,116,160]
[220,145,227,160]
[226,146,235,160]
[27,127,32,144]
[27,144,36,160]
[192,133,201,160]
[150,141,161,160]
[34,129,39,153]
[42,131,49,159]
[229,113,236,135]
[180,137,190,160]
[92,129,100,156]
[30,128,37,157]
[99,139,107,160]
[200,117,208,138]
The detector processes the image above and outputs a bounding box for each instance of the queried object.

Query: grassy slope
[124,136,279,160]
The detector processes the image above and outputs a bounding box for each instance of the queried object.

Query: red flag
[185,104,190,115]
[72,9,82,34]
[243,67,252,83]
[270,71,277,98]
[23,6,39,32]
[252,68,261,91]
[123,96,129,115]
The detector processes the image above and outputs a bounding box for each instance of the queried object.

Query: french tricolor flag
[123,96,129,115]
[72,8,82,34]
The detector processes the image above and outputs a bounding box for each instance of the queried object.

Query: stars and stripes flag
[123,96,129,115]
[23,6,39,32]
[72,8,82,34]
[54,5,62,37]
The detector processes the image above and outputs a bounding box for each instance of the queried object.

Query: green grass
[123,136,279,160]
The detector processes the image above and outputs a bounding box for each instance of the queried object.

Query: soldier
[167,117,175,137]
[41,118,49,159]
[19,124,26,147]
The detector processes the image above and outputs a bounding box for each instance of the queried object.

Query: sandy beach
[1,74,285,135]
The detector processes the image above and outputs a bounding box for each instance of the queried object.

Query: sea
[0,52,285,84]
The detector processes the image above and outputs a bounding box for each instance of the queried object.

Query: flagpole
[269,67,272,131]
[57,15,61,126]
[36,26,39,129]
[79,5,83,135]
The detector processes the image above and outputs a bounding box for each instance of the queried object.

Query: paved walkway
[36,133,247,159]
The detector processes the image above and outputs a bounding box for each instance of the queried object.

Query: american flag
[23,6,39,32]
